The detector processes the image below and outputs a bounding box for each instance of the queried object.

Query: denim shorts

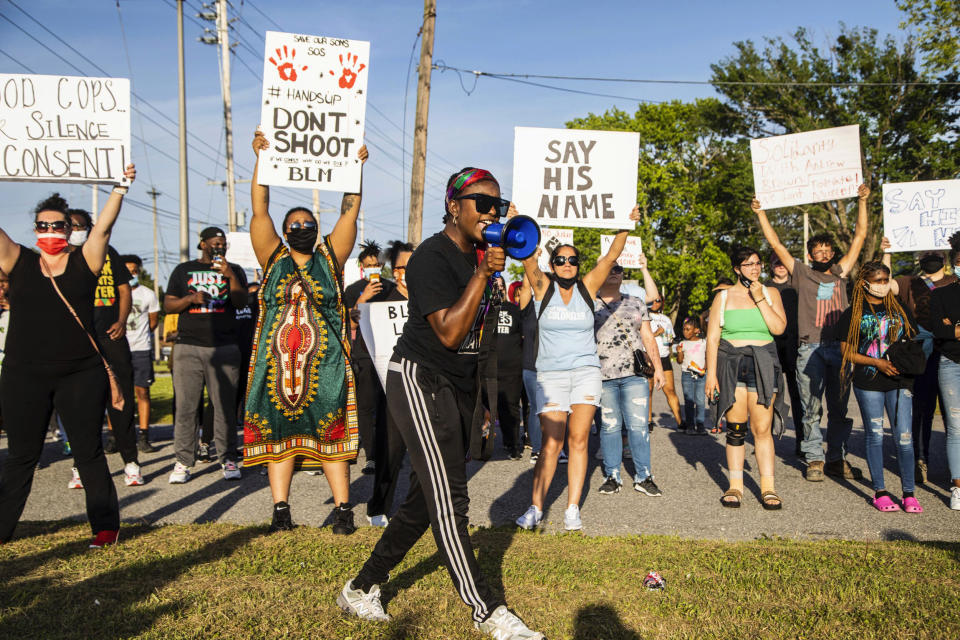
[536,365,602,414]
[736,354,778,394]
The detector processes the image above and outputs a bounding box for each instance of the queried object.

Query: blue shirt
[534,282,600,372]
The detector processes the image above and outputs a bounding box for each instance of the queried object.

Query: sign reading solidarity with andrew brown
[512,127,639,230]
[750,124,862,210]
[0,73,131,184]
[258,31,369,192]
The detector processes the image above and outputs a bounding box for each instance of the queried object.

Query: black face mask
[553,274,578,290]
[737,273,753,288]
[919,256,944,274]
[286,228,318,253]
[810,257,836,273]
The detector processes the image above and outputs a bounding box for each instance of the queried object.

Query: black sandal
[761,490,783,511]
[720,488,742,508]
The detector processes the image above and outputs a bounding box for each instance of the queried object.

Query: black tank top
[5,246,99,366]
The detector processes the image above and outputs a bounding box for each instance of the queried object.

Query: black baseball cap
[197,226,226,249]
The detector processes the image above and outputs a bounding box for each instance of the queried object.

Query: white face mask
[363,266,381,281]
[68,229,88,246]
[865,282,891,299]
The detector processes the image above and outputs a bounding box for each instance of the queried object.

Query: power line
[0,46,35,72]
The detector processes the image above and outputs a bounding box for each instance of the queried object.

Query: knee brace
[726,421,748,447]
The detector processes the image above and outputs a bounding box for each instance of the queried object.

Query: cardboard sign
[750,125,862,209]
[358,301,408,388]
[882,179,960,252]
[512,127,639,229]
[258,31,369,192]
[537,227,575,271]
[600,235,643,268]
[226,232,261,271]
[0,74,131,183]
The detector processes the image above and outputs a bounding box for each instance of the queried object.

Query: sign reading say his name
[0,74,131,184]
[358,301,408,388]
[882,179,960,252]
[600,235,643,268]
[258,31,369,192]
[750,125,862,209]
[513,127,639,230]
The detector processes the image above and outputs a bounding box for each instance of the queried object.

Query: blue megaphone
[482,215,541,263]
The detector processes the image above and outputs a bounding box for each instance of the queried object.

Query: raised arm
[0,227,21,275]
[752,198,795,274]
[83,164,136,274]
[582,206,641,296]
[879,236,899,296]
[250,130,282,267]
[328,145,370,269]
[837,183,870,278]
[519,271,533,309]
[637,252,659,302]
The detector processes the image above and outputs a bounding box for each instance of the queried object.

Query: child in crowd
[676,317,708,435]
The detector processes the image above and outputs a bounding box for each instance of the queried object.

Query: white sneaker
[366,514,389,528]
[222,460,241,480]
[337,580,391,622]
[951,487,960,511]
[123,462,144,486]
[515,505,542,530]
[67,467,83,489]
[168,462,191,484]
[564,504,582,531]
[475,605,544,639]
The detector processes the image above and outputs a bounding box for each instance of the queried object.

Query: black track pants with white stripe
[353,356,501,623]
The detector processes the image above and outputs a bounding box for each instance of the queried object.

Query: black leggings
[0,360,118,542]
[99,333,137,464]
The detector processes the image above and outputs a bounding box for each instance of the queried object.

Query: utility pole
[91,184,98,219]
[147,187,162,361]
[312,189,320,226]
[407,0,436,244]
[199,1,238,232]
[177,0,190,262]
[359,208,365,244]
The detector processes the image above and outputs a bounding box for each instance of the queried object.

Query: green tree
[897,0,960,74]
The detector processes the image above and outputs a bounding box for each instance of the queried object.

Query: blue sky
[1,0,907,285]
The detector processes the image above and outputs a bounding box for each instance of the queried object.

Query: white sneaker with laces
[951,487,960,511]
[337,580,391,622]
[168,461,191,484]
[475,605,544,639]
[123,462,144,486]
[366,514,389,527]
[563,504,582,531]
[222,460,241,480]
[67,467,83,489]
[515,505,542,530]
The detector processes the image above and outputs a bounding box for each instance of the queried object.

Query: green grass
[1,522,957,639]
[148,374,173,425]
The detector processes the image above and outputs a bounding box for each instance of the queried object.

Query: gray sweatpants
[172,343,240,466]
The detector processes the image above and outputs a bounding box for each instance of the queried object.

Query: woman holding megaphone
[515,205,641,532]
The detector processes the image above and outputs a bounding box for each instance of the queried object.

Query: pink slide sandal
[872,495,901,512]
[902,497,923,513]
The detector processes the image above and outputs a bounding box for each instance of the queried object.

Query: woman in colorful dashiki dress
[245,130,368,534]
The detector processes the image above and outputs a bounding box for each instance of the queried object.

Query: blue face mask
[129,275,139,287]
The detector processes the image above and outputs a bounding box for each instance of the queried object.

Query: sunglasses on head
[611,265,624,274]
[287,221,317,231]
[552,255,580,267]
[36,220,68,232]
[454,193,510,218]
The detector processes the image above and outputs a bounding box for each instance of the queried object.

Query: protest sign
[600,234,643,268]
[358,301,408,387]
[882,179,960,252]
[512,127,639,230]
[0,74,131,184]
[258,31,369,192]
[226,232,260,272]
[750,124,862,209]
[537,227,575,271]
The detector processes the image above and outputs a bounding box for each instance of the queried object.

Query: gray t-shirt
[789,261,848,344]
[594,294,650,380]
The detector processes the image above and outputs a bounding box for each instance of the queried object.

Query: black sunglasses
[611,265,624,274]
[454,193,510,218]
[552,255,580,267]
[36,220,69,232]
[287,221,317,231]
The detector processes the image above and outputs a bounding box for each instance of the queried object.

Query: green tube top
[721,307,773,342]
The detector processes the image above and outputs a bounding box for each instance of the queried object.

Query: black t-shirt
[344,278,405,362]
[837,304,918,392]
[767,279,798,346]
[394,232,487,392]
[165,259,247,347]
[495,300,523,375]
[235,292,259,357]
[6,245,99,366]
[92,246,132,336]
[520,300,537,371]
[929,281,960,364]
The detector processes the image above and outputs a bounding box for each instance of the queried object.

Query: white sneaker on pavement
[123,462,144,486]
[564,504,582,531]
[168,462,191,484]
[366,514,389,528]
[951,487,960,511]
[515,505,543,530]
[222,460,241,480]
[67,467,83,489]
[475,605,544,639]
[337,580,391,622]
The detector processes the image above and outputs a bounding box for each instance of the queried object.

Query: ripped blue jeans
[939,357,960,482]
[599,375,651,483]
[852,386,914,493]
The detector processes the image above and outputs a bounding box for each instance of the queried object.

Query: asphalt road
[5,378,958,543]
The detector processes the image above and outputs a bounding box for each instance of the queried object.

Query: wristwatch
[112,186,129,195]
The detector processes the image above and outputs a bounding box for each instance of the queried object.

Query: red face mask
[36,232,69,255]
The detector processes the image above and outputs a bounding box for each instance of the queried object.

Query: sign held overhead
[882,179,960,252]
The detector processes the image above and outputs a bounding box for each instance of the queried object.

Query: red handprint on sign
[269,46,307,82]
[329,52,366,89]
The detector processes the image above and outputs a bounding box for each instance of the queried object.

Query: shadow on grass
[573,602,640,640]
[0,523,263,640]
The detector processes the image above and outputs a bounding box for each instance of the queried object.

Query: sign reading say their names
[258,31,369,192]
[882,179,960,252]
[0,73,131,184]
[513,127,639,230]
[358,301,408,388]
[750,125,862,209]
[537,227,574,271]
[600,235,643,268]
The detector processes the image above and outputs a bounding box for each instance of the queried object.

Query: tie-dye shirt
[790,261,848,344]
[837,304,917,392]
